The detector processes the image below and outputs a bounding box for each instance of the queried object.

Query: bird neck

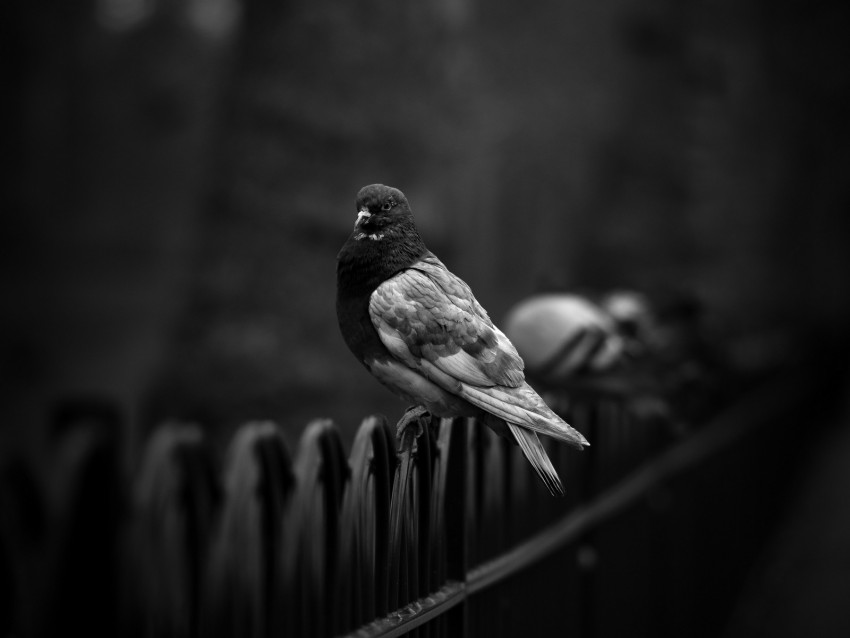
[336,219,429,297]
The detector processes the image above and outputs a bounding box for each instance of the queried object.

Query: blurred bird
[504,293,628,384]
[506,288,726,430]
[336,184,589,496]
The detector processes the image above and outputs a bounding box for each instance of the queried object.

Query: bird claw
[396,406,431,447]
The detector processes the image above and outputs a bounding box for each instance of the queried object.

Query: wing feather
[370,259,525,388]
[459,383,588,448]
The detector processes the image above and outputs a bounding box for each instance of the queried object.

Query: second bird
[336,184,589,495]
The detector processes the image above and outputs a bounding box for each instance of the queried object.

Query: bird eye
[381,200,394,211]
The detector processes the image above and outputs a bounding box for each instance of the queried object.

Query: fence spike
[202,421,293,638]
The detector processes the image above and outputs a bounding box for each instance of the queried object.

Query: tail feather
[508,424,564,497]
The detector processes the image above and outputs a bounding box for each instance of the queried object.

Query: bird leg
[396,405,431,445]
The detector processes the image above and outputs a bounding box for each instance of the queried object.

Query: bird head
[338,184,427,290]
[352,184,412,237]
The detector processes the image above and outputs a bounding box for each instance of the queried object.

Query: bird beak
[355,209,371,228]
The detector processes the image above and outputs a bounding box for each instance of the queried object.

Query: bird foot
[396,406,431,447]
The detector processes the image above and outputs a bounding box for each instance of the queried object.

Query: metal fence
[0,373,813,638]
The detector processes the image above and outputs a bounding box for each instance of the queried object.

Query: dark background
[5,0,850,462]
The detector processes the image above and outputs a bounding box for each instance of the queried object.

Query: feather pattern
[369,256,589,454]
[337,184,589,496]
[370,255,525,388]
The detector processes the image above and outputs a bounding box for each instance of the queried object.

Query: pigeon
[504,293,628,383]
[336,184,589,495]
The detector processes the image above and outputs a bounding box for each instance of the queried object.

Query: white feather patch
[422,348,496,387]
[354,232,384,241]
[373,323,415,364]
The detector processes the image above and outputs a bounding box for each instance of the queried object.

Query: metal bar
[344,581,467,638]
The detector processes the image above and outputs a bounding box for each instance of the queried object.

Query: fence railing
[0,371,818,638]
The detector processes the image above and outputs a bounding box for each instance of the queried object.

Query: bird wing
[369,254,525,390]
[369,255,588,448]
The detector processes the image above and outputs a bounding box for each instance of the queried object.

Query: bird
[504,293,628,384]
[336,184,589,496]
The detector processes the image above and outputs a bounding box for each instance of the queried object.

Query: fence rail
[0,369,821,638]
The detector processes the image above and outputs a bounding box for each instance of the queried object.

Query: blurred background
[6,0,849,456]
[4,0,850,635]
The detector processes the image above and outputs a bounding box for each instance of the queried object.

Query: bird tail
[507,423,564,497]
[461,382,590,450]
